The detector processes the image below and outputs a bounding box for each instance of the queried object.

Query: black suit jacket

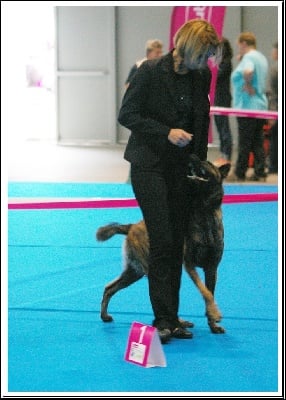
[118,51,212,167]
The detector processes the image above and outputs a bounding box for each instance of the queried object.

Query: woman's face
[184,48,216,70]
[148,47,163,60]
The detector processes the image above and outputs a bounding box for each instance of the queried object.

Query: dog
[96,154,231,334]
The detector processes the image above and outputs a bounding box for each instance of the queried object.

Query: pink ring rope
[8,106,278,210]
[8,193,278,210]
[210,107,278,119]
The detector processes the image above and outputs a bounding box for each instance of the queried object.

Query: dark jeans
[130,162,189,330]
[214,115,232,160]
[235,117,266,178]
[269,120,278,173]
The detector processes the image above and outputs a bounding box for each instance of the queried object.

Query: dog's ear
[219,163,231,179]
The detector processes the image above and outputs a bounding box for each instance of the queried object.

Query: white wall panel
[56,6,116,144]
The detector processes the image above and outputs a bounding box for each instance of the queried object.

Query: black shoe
[225,173,245,182]
[172,326,193,339]
[248,173,267,182]
[157,328,172,344]
[268,169,278,174]
[178,318,194,328]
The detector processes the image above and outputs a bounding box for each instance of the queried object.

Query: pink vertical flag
[169,6,226,142]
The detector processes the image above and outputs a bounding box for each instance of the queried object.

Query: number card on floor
[124,321,167,367]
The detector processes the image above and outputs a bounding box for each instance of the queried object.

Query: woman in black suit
[118,19,221,344]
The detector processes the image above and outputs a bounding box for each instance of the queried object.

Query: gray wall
[116,6,173,143]
[115,5,278,145]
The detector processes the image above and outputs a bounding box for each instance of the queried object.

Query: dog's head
[186,154,231,208]
[187,154,231,183]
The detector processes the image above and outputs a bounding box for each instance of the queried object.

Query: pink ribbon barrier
[210,107,278,120]
[8,193,278,210]
[222,193,278,204]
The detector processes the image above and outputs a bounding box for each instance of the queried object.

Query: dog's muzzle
[187,166,209,182]
[187,175,208,182]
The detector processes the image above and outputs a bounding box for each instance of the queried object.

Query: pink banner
[169,6,226,142]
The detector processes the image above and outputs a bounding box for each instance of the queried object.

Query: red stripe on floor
[8,193,278,210]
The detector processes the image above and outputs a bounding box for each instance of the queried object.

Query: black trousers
[235,117,266,178]
[214,114,233,160]
[130,162,189,330]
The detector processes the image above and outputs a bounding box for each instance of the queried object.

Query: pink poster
[169,6,226,142]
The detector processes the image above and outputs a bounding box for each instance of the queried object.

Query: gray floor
[7,139,278,185]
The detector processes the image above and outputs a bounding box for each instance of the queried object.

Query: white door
[56,6,116,144]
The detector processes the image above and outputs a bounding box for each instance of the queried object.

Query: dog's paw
[208,322,225,334]
[101,314,114,322]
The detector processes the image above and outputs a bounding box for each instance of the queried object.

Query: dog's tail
[96,223,132,241]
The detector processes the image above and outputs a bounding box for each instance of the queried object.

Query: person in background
[266,41,278,174]
[125,39,164,89]
[118,19,221,344]
[229,31,269,182]
[213,37,233,167]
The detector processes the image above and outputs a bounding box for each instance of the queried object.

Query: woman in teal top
[231,32,269,181]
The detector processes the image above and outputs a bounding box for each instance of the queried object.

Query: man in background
[125,39,163,89]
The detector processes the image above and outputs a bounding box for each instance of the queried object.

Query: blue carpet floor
[6,183,281,396]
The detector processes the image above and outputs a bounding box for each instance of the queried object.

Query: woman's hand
[243,82,256,96]
[168,129,193,147]
[243,70,255,95]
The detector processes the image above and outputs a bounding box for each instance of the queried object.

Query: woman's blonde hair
[174,19,221,67]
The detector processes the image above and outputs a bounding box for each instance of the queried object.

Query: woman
[214,37,233,166]
[230,32,268,181]
[118,19,221,344]
[267,41,278,174]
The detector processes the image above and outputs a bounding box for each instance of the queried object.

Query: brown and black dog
[96,154,231,334]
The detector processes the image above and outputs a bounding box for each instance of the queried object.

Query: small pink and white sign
[124,322,167,368]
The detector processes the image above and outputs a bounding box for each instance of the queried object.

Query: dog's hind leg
[101,267,145,322]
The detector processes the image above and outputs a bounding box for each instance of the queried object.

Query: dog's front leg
[184,263,221,331]
[204,268,225,333]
